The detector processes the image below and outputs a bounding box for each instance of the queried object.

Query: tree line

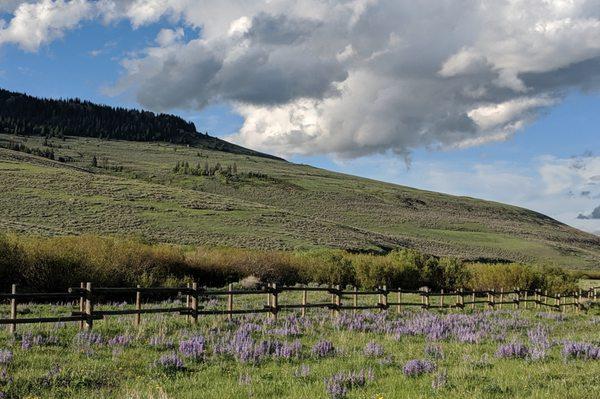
[0,88,199,143]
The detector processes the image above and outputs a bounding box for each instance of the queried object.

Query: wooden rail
[0,283,598,332]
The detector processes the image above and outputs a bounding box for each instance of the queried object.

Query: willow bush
[0,233,581,293]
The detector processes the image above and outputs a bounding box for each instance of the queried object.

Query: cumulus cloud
[0,0,93,52]
[578,205,600,219]
[3,0,600,159]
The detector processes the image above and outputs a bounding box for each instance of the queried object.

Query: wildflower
[73,332,103,346]
[294,364,310,378]
[363,341,384,357]
[424,344,444,359]
[402,359,436,377]
[312,340,335,358]
[495,342,529,359]
[431,369,448,389]
[274,340,302,360]
[562,341,600,360]
[0,350,12,365]
[527,324,550,360]
[178,336,205,360]
[108,334,133,347]
[324,369,374,399]
[148,335,174,349]
[155,353,184,371]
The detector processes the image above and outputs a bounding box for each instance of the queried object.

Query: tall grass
[0,233,581,293]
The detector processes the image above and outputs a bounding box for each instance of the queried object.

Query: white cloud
[155,27,184,46]
[335,153,600,233]
[467,96,556,131]
[97,0,600,159]
[3,0,600,161]
[0,0,93,52]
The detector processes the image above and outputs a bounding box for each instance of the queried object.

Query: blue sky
[1,1,599,233]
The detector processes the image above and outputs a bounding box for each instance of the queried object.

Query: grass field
[0,292,599,399]
[1,134,599,269]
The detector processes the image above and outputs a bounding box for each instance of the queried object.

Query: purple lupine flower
[324,369,374,399]
[20,333,32,350]
[378,355,394,366]
[363,341,384,357]
[178,336,205,360]
[108,334,133,347]
[274,340,302,360]
[149,335,174,349]
[424,344,444,359]
[527,324,551,360]
[0,350,12,365]
[431,370,448,389]
[0,368,12,384]
[496,341,530,359]
[403,359,436,377]
[562,341,600,360]
[155,353,184,371]
[40,364,61,387]
[294,364,311,378]
[73,331,103,346]
[312,340,335,358]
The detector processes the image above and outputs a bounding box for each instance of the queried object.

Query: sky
[0,0,599,234]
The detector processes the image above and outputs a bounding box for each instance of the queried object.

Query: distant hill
[1,133,599,269]
[0,88,281,160]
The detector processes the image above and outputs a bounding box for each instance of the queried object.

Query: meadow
[1,134,599,268]
[0,293,599,399]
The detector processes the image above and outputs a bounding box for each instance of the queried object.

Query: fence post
[397,288,402,313]
[524,290,528,310]
[353,286,358,314]
[381,285,388,311]
[85,282,94,330]
[471,291,475,310]
[191,282,198,324]
[491,289,496,310]
[557,294,562,313]
[79,282,85,330]
[459,288,464,309]
[9,284,17,334]
[544,290,548,307]
[516,287,520,309]
[335,284,341,316]
[425,287,430,310]
[499,288,504,310]
[272,283,278,321]
[266,283,272,312]
[135,284,141,326]
[594,287,597,301]
[185,282,191,323]
[577,290,582,314]
[440,289,444,308]
[301,286,307,318]
[227,283,234,321]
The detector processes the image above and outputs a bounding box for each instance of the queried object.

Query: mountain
[1,132,599,269]
[0,88,281,160]
[0,89,599,268]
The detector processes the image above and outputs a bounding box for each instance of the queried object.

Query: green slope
[1,133,599,268]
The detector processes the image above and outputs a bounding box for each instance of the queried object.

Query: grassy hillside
[1,133,599,268]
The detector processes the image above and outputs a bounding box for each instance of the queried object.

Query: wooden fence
[1,283,598,333]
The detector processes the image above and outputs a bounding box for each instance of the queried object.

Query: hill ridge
[0,88,283,160]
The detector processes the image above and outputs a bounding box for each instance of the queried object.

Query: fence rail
[0,282,598,332]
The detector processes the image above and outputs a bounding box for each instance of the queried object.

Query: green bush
[0,234,582,293]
